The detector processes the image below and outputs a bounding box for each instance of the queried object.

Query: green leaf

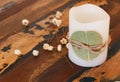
[73,47,98,61]
[71,31,103,61]
[71,31,102,46]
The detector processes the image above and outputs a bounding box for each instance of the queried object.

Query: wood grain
[0,0,71,74]
[0,0,23,12]
[0,0,69,42]
[0,0,120,82]
[73,51,120,82]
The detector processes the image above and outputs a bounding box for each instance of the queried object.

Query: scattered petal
[56,11,62,19]
[60,38,67,44]
[51,18,62,27]
[32,50,39,56]
[51,18,57,24]
[21,19,29,26]
[14,49,22,56]
[56,20,62,27]
[48,46,54,51]
[57,44,62,52]
[43,43,50,50]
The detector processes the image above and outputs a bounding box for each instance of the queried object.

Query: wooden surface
[0,0,119,82]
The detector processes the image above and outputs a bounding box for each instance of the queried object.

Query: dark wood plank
[0,0,77,81]
[0,0,69,42]
[33,57,83,82]
[73,51,120,82]
[0,0,71,74]
[0,0,38,21]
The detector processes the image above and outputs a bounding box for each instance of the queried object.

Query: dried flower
[57,44,62,52]
[48,46,54,51]
[51,18,62,27]
[60,38,67,44]
[43,43,50,50]
[32,50,39,56]
[43,43,54,51]
[21,19,29,26]
[14,49,22,55]
[51,18,57,24]
[56,20,62,27]
[55,11,62,19]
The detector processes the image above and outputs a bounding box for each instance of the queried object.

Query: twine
[69,39,106,54]
[68,36,108,54]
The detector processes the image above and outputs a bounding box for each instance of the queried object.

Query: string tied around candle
[67,35,111,55]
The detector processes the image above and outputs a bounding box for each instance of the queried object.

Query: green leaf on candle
[71,31,103,46]
[71,31,103,61]
[73,47,98,61]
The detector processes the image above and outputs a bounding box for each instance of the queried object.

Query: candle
[69,4,110,67]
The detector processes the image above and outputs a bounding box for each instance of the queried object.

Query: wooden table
[0,0,119,82]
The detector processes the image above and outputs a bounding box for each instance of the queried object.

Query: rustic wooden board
[0,0,119,82]
[0,0,71,75]
[0,0,107,74]
[72,51,120,82]
[0,0,69,41]
[0,0,24,12]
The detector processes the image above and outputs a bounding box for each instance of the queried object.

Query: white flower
[57,44,62,52]
[55,11,62,19]
[51,18,62,27]
[21,19,29,26]
[14,49,22,55]
[48,46,54,51]
[32,50,39,56]
[60,38,67,44]
[56,20,62,27]
[51,18,57,24]
[43,43,54,51]
[43,43,50,50]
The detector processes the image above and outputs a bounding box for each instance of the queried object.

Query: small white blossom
[21,19,29,26]
[43,43,54,51]
[14,49,22,55]
[56,20,62,27]
[43,43,50,50]
[51,18,62,27]
[48,46,54,51]
[51,18,57,24]
[32,50,39,56]
[60,38,67,44]
[57,44,62,52]
[55,11,62,19]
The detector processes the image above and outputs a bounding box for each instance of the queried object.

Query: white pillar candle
[69,4,110,67]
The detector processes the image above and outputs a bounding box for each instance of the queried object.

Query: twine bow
[67,35,111,54]
[69,38,106,54]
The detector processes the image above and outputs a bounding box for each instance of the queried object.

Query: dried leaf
[71,31,103,61]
